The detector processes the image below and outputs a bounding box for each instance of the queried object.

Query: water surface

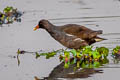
[0,0,120,80]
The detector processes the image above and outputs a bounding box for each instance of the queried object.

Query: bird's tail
[94,36,107,42]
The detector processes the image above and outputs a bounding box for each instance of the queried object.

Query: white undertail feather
[95,38,104,42]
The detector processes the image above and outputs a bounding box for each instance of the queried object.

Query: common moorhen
[34,19,105,49]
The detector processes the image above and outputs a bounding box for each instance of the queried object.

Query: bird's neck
[45,25,62,40]
[45,24,57,34]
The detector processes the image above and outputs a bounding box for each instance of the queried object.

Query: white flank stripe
[73,38,84,41]
[66,34,74,37]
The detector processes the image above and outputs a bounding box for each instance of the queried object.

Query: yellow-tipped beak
[33,25,39,31]
[33,27,37,31]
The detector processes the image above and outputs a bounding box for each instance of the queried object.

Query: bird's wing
[59,24,102,39]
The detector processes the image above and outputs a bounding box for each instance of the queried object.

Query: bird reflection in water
[40,57,109,80]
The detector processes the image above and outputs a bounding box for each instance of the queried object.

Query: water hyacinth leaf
[40,53,47,56]
[89,62,93,68]
[112,46,120,59]
[64,63,69,68]
[76,51,81,58]
[58,46,110,69]
[101,57,109,64]
[92,50,100,59]
[77,61,80,68]
[85,61,89,68]
[73,58,76,63]
[46,52,57,59]
[68,61,70,65]
[70,49,76,56]
[64,51,70,59]
[112,46,120,55]
[93,61,100,68]
[4,6,12,13]
[17,45,112,69]
[82,46,92,55]
[35,52,48,59]
[97,47,109,57]
[81,61,86,68]
[35,50,58,59]
[85,46,93,49]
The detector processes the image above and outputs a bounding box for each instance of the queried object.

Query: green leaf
[40,53,47,56]
[64,63,69,68]
[45,52,57,59]
[92,50,100,59]
[81,61,86,68]
[82,46,92,55]
[70,49,76,56]
[112,46,120,55]
[64,51,70,58]
[89,62,93,68]
[35,52,40,59]
[93,61,100,68]
[97,47,109,57]
[77,61,80,68]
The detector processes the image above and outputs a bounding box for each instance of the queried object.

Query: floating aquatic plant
[58,46,109,68]
[17,48,26,54]
[17,46,110,68]
[0,6,23,25]
[112,46,120,56]
[111,46,120,64]
[35,49,64,59]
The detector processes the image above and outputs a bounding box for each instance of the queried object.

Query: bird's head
[33,19,50,31]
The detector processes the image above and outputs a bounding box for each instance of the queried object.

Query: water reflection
[108,46,120,66]
[42,58,104,80]
[34,53,109,80]
[113,58,120,64]
[1,0,120,80]
[18,47,110,80]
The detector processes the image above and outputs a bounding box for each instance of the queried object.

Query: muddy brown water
[0,0,120,80]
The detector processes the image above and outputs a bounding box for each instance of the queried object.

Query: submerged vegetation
[17,46,120,68]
